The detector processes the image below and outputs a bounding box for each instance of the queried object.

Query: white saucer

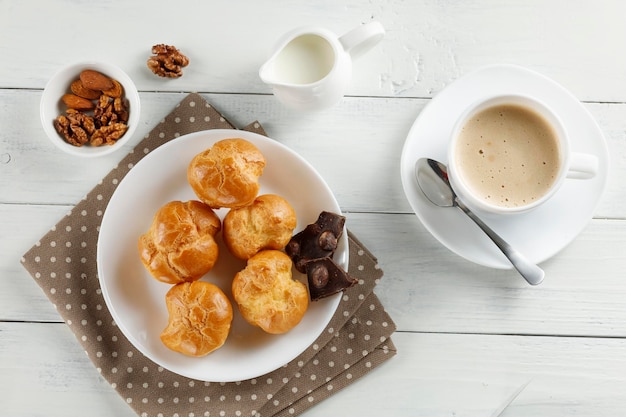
[400,64,609,269]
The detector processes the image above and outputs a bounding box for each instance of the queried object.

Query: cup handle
[566,152,598,180]
[339,21,385,59]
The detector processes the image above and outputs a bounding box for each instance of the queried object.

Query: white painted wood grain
[351,213,626,337]
[0,322,134,417]
[2,0,626,103]
[2,0,626,415]
[3,324,626,417]
[315,331,626,417]
[0,203,68,322]
[4,204,626,338]
[0,90,624,219]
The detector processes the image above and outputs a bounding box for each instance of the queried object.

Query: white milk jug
[259,22,385,111]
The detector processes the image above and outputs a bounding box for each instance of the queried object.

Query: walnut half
[53,109,96,147]
[90,122,128,146]
[147,44,189,78]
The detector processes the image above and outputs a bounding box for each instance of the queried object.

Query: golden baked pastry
[161,281,233,357]
[187,138,266,209]
[223,194,297,260]
[138,200,221,284]
[232,250,309,334]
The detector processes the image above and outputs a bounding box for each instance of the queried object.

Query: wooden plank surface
[2,0,626,416]
[5,204,626,336]
[2,1,626,103]
[2,323,626,417]
[1,90,624,218]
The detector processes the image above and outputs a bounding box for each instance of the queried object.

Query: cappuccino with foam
[453,103,561,209]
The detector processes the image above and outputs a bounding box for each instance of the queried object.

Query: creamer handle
[339,21,385,59]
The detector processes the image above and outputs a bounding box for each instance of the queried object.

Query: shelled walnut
[53,109,96,147]
[147,44,189,78]
[90,123,128,146]
[94,95,129,127]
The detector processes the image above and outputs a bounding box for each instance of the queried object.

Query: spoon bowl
[415,158,544,285]
[415,158,455,207]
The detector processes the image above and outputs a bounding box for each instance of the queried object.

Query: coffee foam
[454,104,561,208]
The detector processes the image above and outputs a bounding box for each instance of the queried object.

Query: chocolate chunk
[305,257,357,301]
[286,211,351,301]
[285,211,345,273]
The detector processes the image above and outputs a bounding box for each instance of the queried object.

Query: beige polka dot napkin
[21,93,396,417]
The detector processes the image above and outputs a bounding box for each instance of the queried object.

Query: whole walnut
[147,44,189,78]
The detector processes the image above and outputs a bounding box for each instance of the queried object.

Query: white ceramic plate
[97,129,348,382]
[400,64,609,269]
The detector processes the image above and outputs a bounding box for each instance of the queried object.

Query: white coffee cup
[447,94,598,215]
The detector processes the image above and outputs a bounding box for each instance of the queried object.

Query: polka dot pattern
[21,93,396,417]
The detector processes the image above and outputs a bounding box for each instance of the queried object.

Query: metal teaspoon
[415,158,544,285]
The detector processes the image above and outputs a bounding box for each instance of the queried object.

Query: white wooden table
[2,1,626,415]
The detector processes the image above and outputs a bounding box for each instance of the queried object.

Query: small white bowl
[40,61,140,158]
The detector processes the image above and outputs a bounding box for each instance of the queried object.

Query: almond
[102,79,123,98]
[80,69,114,91]
[70,79,101,99]
[61,93,94,110]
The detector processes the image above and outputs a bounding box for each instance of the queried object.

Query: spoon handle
[455,199,545,285]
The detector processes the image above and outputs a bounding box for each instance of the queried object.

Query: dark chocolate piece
[285,211,345,273]
[305,257,357,301]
